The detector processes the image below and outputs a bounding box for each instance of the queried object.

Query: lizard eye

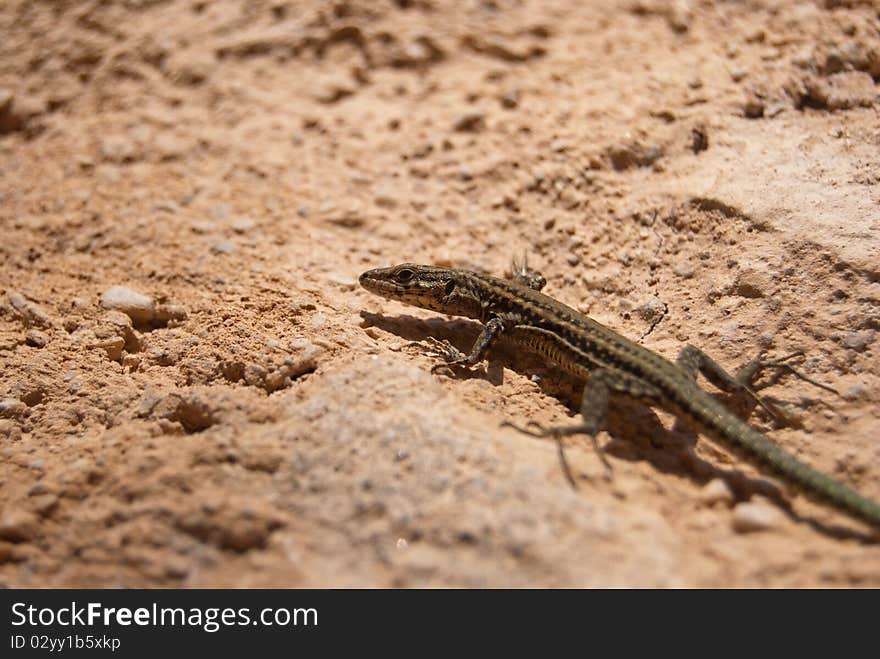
[395,268,414,283]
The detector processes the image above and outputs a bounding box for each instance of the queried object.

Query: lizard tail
[700,405,880,530]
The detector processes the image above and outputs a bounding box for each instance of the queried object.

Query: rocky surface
[1,0,878,587]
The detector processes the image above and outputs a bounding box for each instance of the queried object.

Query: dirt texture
[1,0,879,587]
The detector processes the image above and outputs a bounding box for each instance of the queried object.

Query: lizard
[359,260,880,531]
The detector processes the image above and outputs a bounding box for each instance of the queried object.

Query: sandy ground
[1,0,879,587]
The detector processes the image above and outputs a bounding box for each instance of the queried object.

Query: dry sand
[1,0,879,586]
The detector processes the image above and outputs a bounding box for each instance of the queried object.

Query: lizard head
[359,263,482,319]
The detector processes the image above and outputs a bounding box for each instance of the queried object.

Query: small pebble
[734,268,769,298]
[172,394,217,432]
[152,199,180,213]
[70,296,91,311]
[673,265,695,279]
[8,292,25,309]
[700,478,734,507]
[100,135,137,163]
[0,88,12,115]
[122,354,141,370]
[841,331,873,353]
[212,240,236,254]
[31,494,58,517]
[842,384,867,401]
[690,125,708,153]
[8,291,51,327]
[0,399,27,419]
[732,501,783,533]
[500,89,520,109]
[667,4,692,32]
[103,310,141,350]
[28,481,51,496]
[743,98,765,119]
[231,217,256,233]
[757,331,774,349]
[190,220,214,234]
[730,67,748,82]
[0,511,39,542]
[453,112,486,132]
[635,297,665,323]
[25,329,48,347]
[374,194,397,209]
[154,304,187,323]
[0,90,42,134]
[91,335,125,361]
[327,273,357,289]
[100,286,155,324]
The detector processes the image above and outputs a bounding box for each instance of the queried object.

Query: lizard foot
[736,351,838,424]
[406,338,473,372]
[501,420,613,476]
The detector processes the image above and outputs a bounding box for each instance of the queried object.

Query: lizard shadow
[361,311,877,544]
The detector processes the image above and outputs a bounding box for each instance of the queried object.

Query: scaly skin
[360,263,880,530]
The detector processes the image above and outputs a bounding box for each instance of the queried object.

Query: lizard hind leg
[503,369,659,480]
[735,351,837,395]
[676,345,837,421]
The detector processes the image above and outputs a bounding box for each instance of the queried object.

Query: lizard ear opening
[444,280,455,296]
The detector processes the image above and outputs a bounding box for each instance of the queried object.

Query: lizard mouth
[358,268,402,298]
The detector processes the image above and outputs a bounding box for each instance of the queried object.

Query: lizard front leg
[510,253,547,291]
[504,368,662,476]
[425,316,508,372]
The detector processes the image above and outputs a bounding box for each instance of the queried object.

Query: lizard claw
[404,339,470,374]
[422,337,465,360]
[500,419,547,437]
[430,359,472,374]
[737,351,838,412]
[744,351,836,388]
[769,357,838,396]
[419,337,475,373]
